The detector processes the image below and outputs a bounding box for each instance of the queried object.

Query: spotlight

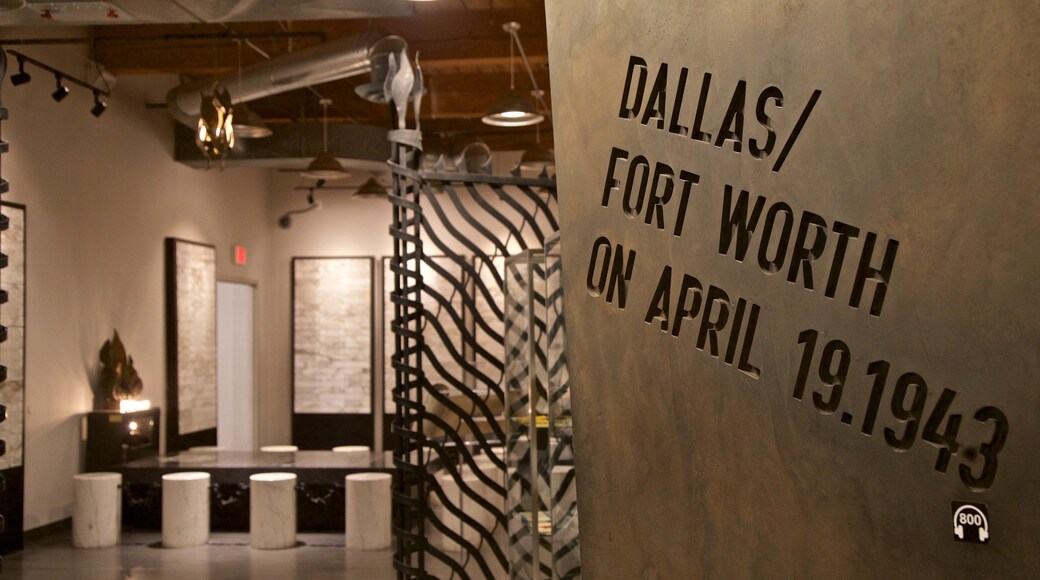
[91,91,107,117]
[51,74,69,102]
[10,57,30,86]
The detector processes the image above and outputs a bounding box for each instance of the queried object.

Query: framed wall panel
[292,257,374,449]
[164,238,217,452]
[0,202,26,553]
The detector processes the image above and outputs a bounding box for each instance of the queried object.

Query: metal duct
[165,29,405,126]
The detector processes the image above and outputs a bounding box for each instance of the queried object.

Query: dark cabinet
[84,409,161,472]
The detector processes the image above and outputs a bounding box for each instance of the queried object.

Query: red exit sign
[233,244,247,266]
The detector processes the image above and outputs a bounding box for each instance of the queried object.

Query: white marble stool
[259,445,298,452]
[250,473,297,549]
[332,445,371,468]
[162,472,211,548]
[72,472,122,548]
[345,473,391,550]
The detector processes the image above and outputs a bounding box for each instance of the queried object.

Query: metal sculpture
[98,330,144,409]
[388,125,561,578]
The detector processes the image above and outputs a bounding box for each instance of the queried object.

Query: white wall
[0,36,271,528]
[0,30,543,529]
[260,173,395,447]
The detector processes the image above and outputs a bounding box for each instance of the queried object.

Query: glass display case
[503,250,552,579]
[544,233,580,579]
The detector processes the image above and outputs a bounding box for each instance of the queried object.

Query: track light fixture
[6,49,112,116]
[51,74,69,102]
[10,56,30,85]
[91,91,107,117]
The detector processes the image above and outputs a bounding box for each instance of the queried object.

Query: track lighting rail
[5,49,110,97]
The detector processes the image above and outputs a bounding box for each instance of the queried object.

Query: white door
[217,281,255,450]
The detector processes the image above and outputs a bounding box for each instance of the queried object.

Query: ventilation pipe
[166,29,406,126]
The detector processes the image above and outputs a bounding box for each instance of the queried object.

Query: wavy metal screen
[388,130,560,579]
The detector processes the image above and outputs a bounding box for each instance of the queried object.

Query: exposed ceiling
[4,0,553,156]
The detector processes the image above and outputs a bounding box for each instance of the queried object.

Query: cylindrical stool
[259,445,298,452]
[162,472,211,548]
[345,473,391,550]
[73,472,122,548]
[250,473,297,549]
[332,445,371,468]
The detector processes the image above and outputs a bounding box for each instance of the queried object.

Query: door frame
[216,277,259,450]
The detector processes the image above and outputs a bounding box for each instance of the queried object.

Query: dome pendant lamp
[302,98,349,181]
[482,22,544,128]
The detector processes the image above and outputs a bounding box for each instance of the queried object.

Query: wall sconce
[482,22,546,128]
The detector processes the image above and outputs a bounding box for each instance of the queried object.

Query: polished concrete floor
[2,527,493,579]
[2,529,400,579]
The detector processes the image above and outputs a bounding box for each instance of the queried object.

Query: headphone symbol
[953,505,989,542]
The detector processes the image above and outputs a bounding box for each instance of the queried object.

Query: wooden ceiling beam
[92,6,548,75]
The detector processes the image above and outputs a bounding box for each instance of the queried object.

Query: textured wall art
[0,203,25,470]
[165,238,217,439]
[293,257,373,414]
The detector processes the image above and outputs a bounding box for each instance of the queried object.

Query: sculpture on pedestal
[98,330,143,410]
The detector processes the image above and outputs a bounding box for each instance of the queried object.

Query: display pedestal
[84,408,160,472]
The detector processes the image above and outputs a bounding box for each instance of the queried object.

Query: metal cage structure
[388,128,561,579]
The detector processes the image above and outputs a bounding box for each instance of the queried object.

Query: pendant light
[354,176,388,197]
[230,40,272,139]
[302,98,349,181]
[232,103,273,138]
[482,22,544,128]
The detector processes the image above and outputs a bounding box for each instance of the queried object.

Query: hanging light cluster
[196,82,235,165]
